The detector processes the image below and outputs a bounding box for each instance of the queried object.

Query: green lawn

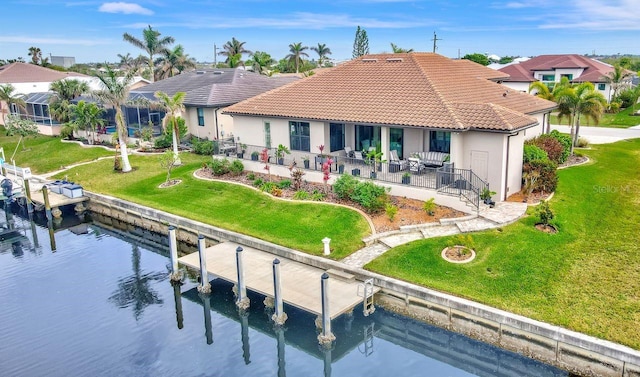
[550,106,640,128]
[0,132,113,174]
[54,153,370,258]
[366,139,640,349]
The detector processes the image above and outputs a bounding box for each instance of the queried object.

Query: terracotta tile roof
[130,68,297,107]
[498,54,630,83]
[225,53,555,132]
[0,62,87,83]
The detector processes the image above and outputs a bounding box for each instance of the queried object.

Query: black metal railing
[222,144,489,209]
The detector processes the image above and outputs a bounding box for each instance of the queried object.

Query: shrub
[332,175,359,199]
[260,181,276,193]
[607,101,621,113]
[229,160,244,175]
[293,190,310,200]
[351,181,389,213]
[154,135,172,149]
[523,159,558,193]
[289,167,305,190]
[576,137,589,148]
[448,234,475,250]
[277,179,292,189]
[423,198,436,215]
[385,203,398,222]
[191,137,217,155]
[523,144,548,163]
[527,135,564,164]
[271,187,283,197]
[310,189,326,201]
[535,200,554,226]
[209,158,231,175]
[614,88,639,108]
[549,130,572,163]
[246,172,256,180]
[253,178,264,187]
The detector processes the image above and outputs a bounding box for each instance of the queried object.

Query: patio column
[449,131,464,168]
[381,127,390,162]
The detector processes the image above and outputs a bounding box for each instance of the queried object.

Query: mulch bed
[195,169,466,233]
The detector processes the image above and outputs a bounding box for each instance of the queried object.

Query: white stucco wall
[10,82,53,95]
[461,131,507,201]
[500,81,530,93]
[505,130,525,200]
[185,107,235,141]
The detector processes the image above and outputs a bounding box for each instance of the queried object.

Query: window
[560,74,573,80]
[430,131,451,153]
[389,128,404,159]
[289,121,310,152]
[598,83,606,91]
[264,122,271,149]
[541,74,555,82]
[329,123,344,152]
[197,108,205,126]
[355,125,381,152]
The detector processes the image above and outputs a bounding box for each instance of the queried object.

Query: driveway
[551,124,640,144]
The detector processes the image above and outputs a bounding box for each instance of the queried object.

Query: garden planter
[370,172,377,179]
[303,160,310,169]
[338,165,345,174]
[402,176,411,185]
[251,154,259,161]
[277,158,284,165]
[237,152,244,159]
[352,168,360,176]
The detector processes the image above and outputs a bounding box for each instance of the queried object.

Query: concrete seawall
[85,191,640,377]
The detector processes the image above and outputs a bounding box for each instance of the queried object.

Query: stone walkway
[341,201,528,268]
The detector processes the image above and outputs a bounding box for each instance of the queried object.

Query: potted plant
[276,144,290,165]
[237,143,247,159]
[480,187,496,206]
[302,155,310,169]
[251,151,259,161]
[338,162,345,174]
[366,147,385,179]
[402,172,411,184]
[352,168,360,176]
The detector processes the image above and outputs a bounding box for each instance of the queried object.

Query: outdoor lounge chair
[353,151,365,164]
[344,146,353,157]
[389,150,408,172]
[408,157,424,174]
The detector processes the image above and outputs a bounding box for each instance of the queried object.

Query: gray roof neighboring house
[129,68,299,108]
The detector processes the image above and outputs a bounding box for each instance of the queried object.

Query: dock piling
[168,226,183,282]
[42,186,52,221]
[200,293,213,345]
[235,246,250,310]
[272,258,287,325]
[23,179,33,213]
[317,273,336,346]
[172,280,184,329]
[197,235,211,294]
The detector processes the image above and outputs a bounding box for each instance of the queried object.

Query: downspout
[214,107,220,140]
[504,131,520,201]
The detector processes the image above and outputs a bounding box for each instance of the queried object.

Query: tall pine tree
[352,26,369,58]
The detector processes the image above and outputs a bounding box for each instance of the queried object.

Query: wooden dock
[178,242,378,320]
[29,188,88,208]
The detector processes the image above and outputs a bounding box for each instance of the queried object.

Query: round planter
[441,246,476,264]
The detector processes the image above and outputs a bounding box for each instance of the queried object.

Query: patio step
[326,268,355,281]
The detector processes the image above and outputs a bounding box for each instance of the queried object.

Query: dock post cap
[198,234,205,240]
[168,225,176,230]
[236,246,243,252]
[273,258,280,264]
[321,272,329,279]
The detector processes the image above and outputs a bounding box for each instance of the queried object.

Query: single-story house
[224,53,557,202]
[497,54,634,102]
[128,68,298,141]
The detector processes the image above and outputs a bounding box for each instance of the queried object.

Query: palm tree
[0,84,26,125]
[311,43,332,67]
[286,42,309,74]
[69,100,106,143]
[155,45,196,79]
[28,46,42,65]
[49,79,90,124]
[117,53,135,70]
[603,64,634,101]
[555,81,607,153]
[123,25,175,82]
[390,43,413,53]
[246,51,274,75]
[93,66,135,172]
[219,37,251,67]
[109,245,165,320]
[154,91,186,165]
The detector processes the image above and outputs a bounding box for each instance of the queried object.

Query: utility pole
[213,43,218,68]
[431,31,442,53]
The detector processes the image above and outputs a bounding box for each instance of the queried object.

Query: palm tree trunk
[116,109,132,172]
[569,114,576,155]
[172,121,181,165]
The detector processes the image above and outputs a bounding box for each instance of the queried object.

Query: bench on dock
[1,163,32,179]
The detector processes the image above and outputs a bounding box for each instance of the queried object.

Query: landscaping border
[83,191,640,377]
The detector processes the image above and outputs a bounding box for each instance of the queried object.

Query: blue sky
[1,0,639,64]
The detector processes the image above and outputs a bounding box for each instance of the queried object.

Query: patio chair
[389,150,408,172]
[344,146,354,158]
[353,151,365,164]
[408,157,424,174]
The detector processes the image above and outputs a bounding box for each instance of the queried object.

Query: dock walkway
[179,242,378,319]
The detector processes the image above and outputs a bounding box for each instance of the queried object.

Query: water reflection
[108,244,166,320]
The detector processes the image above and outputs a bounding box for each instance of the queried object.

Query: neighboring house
[225,53,557,202]
[0,62,90,133]
[128,68,298,141]
[497,54,633,101]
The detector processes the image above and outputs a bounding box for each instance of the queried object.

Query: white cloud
[99,2,153,15]
[540,0,640,30]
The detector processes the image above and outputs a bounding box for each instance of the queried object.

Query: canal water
[0,205,569,377]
